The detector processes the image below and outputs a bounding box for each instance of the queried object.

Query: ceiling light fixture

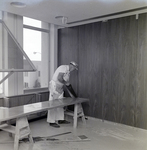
[55,16,68,24]
[10,2,26,8]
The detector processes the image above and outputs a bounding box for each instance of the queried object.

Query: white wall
[41,22,49,87]
[0,12,2,19]
[0,12,3,95]
[49,24,58,80]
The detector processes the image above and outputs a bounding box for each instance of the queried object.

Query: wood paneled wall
[58,13,147,130]
[58,28,79,93]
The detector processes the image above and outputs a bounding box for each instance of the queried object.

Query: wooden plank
[0,98,88,150]
[0,97,89,122]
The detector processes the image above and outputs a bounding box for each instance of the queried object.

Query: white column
[49,24,58,80]
[0,11,3,95]
[0,11,2,19]
[3,12,23,96]
[41,22,49,87]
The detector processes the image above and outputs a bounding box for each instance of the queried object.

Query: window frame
[23,17,50,93]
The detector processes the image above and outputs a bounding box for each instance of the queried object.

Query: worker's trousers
[47,81,64,123]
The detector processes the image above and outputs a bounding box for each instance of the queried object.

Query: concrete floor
[0,116,147,150]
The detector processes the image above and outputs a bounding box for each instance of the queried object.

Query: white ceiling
[0,0,147,27]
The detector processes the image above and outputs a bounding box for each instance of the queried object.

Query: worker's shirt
[50,65,70,94]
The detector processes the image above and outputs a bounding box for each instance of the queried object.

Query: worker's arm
[58,72,77,97]
[57,72,70,85]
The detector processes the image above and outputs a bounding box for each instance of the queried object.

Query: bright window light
[23,28,41,61]
[23,17,41,28]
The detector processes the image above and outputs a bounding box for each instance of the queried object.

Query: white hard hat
[70,61,78,70]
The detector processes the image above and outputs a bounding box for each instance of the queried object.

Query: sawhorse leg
[73,103,86,128]
[78,104,86,125]
[14,116,34,150]
[74,104,78,128]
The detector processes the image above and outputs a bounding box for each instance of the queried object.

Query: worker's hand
[63,72,70,82]
[52,92,62,99]
[65,82,70,86]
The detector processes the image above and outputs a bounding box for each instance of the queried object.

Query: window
[24,82,28,88]
[38,71,40,77]
[0,14,50,96]
[24,72,28,77]
[23,17,49,90]
[0,15,36,96]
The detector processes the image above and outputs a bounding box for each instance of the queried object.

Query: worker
[47,61,78,128]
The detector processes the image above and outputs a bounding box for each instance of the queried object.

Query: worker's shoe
[58,120,70,124]
[49,123,60,128]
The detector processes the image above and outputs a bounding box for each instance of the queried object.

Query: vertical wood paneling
[79,24,94,116]
[100,22,111,121]
[137,13,147,128]
[58,27,79,93]
[118,17,130,125]
[77,25,91,114]
[58,13,147,130]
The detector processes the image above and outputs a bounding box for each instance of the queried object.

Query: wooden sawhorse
[0,116,33,150]
[65,103,86,128]
[0,97,89,150]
